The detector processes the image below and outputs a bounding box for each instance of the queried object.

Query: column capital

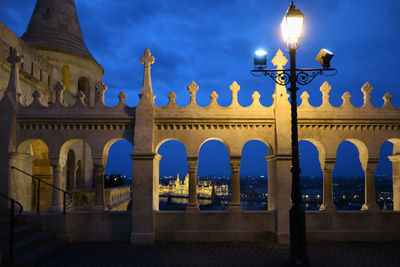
[230,157,241,172]
[366,158,379,172]
[187,157,198,172]
[324,158,336,172]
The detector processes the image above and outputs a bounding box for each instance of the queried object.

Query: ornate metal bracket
[251,68,337,86]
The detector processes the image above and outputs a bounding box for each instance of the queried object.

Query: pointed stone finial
[139,48,155,99]
[95,81,107,105]
[6,47,23,101]
[167,91,177,105]
[382,92,394,108]
[341,91,352,107]
[210,91,218,105]
[251,91,261,106]
[187,81,199,105]
[229,81,240,106]
[118,91,127,106]
[320,81,332,106]
[140,48,155,67]
[32,90,41,102]
[361,82,373,107]
[271,49,288,69]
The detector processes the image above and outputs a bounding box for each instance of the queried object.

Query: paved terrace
[37,241,400,267]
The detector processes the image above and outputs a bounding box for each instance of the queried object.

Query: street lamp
[251,2,336,266]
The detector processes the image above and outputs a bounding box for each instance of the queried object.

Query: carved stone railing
[105,185,131,210]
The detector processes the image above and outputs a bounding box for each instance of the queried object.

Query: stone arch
[240,139,269,210]
[60,139,93,190]
[346,138,368,170]
[155,138,186,155]
[301,138,326,170]
[199,138,231,157]
[103,138,133,167]
[298,139,325,210]
[14,139,52,211]
[333,139,368,210]
[78,76,90,105]
[156,139,189,211]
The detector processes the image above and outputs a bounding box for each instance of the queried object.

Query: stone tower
[22,0,104,106]
[22,0,93,60]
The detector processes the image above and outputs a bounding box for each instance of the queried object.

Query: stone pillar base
[186,204,199,212]
[361,203,379,211]
[229,203,242,213]
[319,203,336,212]
[131,232,154,244]
[47,205,63,213]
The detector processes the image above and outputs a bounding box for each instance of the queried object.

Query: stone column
[48,161,64,213]
[229,156,242,212]
[319,158,336,211]
[388,155,400,211]
[131,153,161,244]
[186,157,199,212]
[93,162,105,211]
[361,159,379,211]
[273,154,292,244]
[9,153,34,210]
[266,155,276,211]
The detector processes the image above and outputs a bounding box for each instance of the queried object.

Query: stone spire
[21,0,94,60]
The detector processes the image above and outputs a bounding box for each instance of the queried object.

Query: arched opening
[66,149,76,192]
[197,139,230,210]
[60,139,93,210]
[105,139,133,186]
[157,140,188,210]
[104,139,133,211]
[375,141,393,210]
[240,140,269,210]
[78,77,90,105]
[333,140,365,210]
[299,140,323,210]
[14,139,52,211]
[62,65,70,91]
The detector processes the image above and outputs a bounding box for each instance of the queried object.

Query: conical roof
[22,0,94,60]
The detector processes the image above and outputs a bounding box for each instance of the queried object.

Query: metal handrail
[11,166,73,214]
[0,192,23,265]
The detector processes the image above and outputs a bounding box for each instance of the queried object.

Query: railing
[11,166,73,214]
[0,192,23,265]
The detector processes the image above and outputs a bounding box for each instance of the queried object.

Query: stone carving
[53,81,66,105]
[361,82,373,107]
[383,92,394,109]
[118,91,127,106]
[140,48,155,67]
[341,91,352,107]
[229,81,240,106]
[187,81,199,105]
[95,81,107,105]
[320,81,332,106]
[77,91,86,106]
[300,91,311,108]
[209,91,218,106]
[251,91,261,106]
[271,49,287,69]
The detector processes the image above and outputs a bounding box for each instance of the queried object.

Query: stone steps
[0,210,69,266]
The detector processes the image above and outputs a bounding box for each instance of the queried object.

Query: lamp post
[252,2,336,266]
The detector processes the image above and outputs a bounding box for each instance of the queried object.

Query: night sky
[1,0,398,178]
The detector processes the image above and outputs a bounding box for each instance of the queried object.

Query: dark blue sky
[1,0,397,178]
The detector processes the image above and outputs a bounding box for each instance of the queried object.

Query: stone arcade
[1,0,400,245]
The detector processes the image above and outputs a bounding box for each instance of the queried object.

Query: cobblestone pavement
[37,241,400,267]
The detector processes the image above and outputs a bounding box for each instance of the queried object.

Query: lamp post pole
[251,3,336,266]
[288,47,308,266]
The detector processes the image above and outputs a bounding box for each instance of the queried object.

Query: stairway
[0,209,69,266]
